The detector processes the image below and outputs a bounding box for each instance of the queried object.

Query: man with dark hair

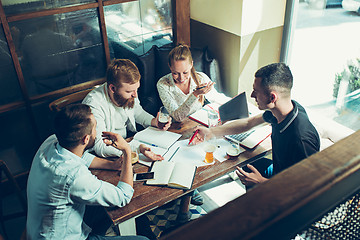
[26,103,148,240]
[193,63,320,187]
[83,59,171,160]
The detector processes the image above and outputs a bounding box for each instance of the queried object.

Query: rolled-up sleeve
[82,151,96,168]
[69,166,134,207]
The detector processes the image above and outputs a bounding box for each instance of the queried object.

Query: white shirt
[82,83,154,157]
[157,72,230,122]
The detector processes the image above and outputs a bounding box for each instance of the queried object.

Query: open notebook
[133,127,182,166]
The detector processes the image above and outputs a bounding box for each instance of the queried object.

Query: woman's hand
[193,82,215,97]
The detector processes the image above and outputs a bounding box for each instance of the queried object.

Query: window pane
[140,0,172,32]
[105,0,172,56]
[105,1,142,56]
[0,28,23,106]
[2,0,96,16]
[11,9,106,96]
[290,2,360,131]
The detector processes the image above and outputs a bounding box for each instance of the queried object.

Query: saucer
[226,146,241,157]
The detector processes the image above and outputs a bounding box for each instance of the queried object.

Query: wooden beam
[173,0,190,45]
[103,0,136,6]
[162,130,360,240]
[7,3,99,22]
[97,0,111,65]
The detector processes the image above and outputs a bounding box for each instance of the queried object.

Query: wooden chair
[0,160,27,240]
[48,87,95,112]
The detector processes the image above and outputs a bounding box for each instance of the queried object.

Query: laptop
[217,92,272,149]
[224,124,272,149]
[189,92,271,149]
[218,92,249,123]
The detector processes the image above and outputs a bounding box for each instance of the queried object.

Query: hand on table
[139,144,164,161]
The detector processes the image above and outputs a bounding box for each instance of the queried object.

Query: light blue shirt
[26,135,134,240]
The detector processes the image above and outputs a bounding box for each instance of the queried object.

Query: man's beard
[113,91,135,109]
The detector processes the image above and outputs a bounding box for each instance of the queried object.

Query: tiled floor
[142,173,246,239]
[0,172,245,240]
[144,198,207,239]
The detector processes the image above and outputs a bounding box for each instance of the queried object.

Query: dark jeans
[242,157,273,178]
[84,206,153,240]
[242,157,273,190]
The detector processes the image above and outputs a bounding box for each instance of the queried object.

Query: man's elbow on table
[115,182,134,207]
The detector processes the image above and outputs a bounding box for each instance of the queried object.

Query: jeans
[87,234,149,240]
[242,157,273,191]
[242,157,273,178]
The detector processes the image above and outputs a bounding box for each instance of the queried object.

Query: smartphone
[133,172,155,181]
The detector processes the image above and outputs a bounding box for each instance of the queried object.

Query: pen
[195,86,206,90]
[142,142,159,147]
[103,136,117,147]
[111,139,117,147]
[188,129,199,145]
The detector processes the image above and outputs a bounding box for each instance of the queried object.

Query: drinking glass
[203,142,216,163]
[202,134,217,163]
[207,109,219,128]
[158,106,170,128]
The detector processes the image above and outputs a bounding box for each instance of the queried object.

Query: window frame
[0,0,189,114]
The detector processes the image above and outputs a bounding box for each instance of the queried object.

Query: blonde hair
[168,43,204,104]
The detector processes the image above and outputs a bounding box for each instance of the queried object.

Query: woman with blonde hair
[157,43,229,122]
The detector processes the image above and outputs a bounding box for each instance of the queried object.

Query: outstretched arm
[191,113,265,145]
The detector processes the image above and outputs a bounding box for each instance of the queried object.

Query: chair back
[49,87,94,112]
[0,160,27,239]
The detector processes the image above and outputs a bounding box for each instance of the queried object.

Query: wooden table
[92,118,272,235]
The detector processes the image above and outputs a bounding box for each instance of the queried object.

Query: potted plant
[333,58,360,98]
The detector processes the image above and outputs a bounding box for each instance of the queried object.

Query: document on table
[137,143,169,167]
[133,127,182,167]
[133,126,181,149]
[164,139,245,167]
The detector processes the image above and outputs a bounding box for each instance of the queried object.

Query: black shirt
[263,100,320,175]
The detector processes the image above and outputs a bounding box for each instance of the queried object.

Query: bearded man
[83,59,171,160]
